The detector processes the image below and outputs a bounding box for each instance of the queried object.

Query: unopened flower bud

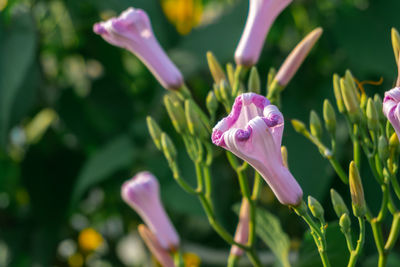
[164,95,186,134]
[349,161,367,217]
[219,80,232,103]
[147,116,163,150]
[207,51,226,84]
[138,225,175,267]
[226,63,235,87]
[185,100,209,139]
[366,98,379,131]
[309,110,323,140]
[281,146,289,168]
[392,27,400,64]
[267,67,277,89]
[94,8,183,90]
[374,94,385,123]
[161,133,177,163]
[378,136,389,161]
[323,99,336,135]
[275,27,323,87]
[308,196,324,221]
[330,189,349,218]
[206,91,218,117]
[333,74,345,113]
[340,78,361,123]
[389,132,400,152]
[291,119,308,134]
[248,67,261,94]
[339,213,351,234]
[230,199,250,256]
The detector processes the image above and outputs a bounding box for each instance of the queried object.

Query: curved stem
[347,218,365,267]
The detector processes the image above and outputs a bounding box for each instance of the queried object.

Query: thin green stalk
[328,157,348,184]
[251,172,263,201]
[384,212,400,251]
[353,125,361,169]
[227,254,239,267]
[203,166,212,203]
[377,184,389,222]
[370,219,385,256]
[195,162,204,192]
[347,217,365,267]
[246,249,263,267]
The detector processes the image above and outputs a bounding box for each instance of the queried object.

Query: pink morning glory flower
[383,87,400,139]
[121,171,179,250]
[235,0,292,66]
[93,8,184,90]
[212,93,303,205]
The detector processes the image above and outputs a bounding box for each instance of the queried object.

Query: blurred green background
[1,0,400,266]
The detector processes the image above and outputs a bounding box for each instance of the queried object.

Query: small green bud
[333,74,345,113]
[164,95,186,134]
[207,51,226,84]
[309,110,323,139]
[349,161,367,217]
[281,146,289,168]
[248,67,261,94]
[161,132,177,162]
[340,78,361,123]
[339,213,352,234]
[226,63,235,87]
[366,98,379,131]
[185,99,209,139]
[345,70,358,94]
[392,27,400,64]
[219,80,232,103]
[330,189,349,218]
[213,83,223,102]
[360,92,367,110]
[308,196,324,221]
[389,132,400,153]
[323,99,336,135]
[146,116,163,150]
[293,200,308,216]
[267,67,277,89]
[206,91,218,117]
[378,136,389,161]
[291,119,308,134]
[374,94,385,123]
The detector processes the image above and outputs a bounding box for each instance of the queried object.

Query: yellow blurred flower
[68,253,84,267]
[0,0,7,11]
[161,0,203,35]
[78,228,103,252]
[183,252,201,267]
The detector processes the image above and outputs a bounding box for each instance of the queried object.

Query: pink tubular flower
[235,0,292,66]
[275,28,323,87]
[230,199,250,256]
[383,87,400,137]
[138,224,175,267]
[93,8,184,90]
[121,171,179,250]
[212,93,303,205]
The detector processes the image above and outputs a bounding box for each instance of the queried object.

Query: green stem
[251,172,263,201]
[347,217,365,267]
[203,166,212,203]
[227,254,239,267]
[195,162,204,192]
[246,249,263,267]
[370,219,385,256]
[377,184,389,222]
[384,212,400,251]
[353,125,361,169]
[328,157,348,184]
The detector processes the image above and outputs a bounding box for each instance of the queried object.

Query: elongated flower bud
[206,91,218,117]
[308,196,324,221]
[339,213,351,234]
[93,8,183,90]
[366,98,379,131]
[291,119,307,135]
[392,27,400,65]
[248,67,261,94]
[207,51,226,84]
[161,133,177,163]
[330,189,349,218]
[164,95,186,134]
[185,100,209,139]
[378,136,389,161]
[147,116,163,150]
[212,93,303,205]
[309,110,323,140]
[349,161,367,217]
[122,172,179,250]
[340,77,361,123]
[374,94,385,123]
[138,225,175,267]
[333,74,345,113]
[230,199,250,256]
[235,0,292,66]
[323,99,336,135]
[275,28,323,87]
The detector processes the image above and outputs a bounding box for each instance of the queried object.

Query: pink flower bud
[212,93,303,205]
[138,224,175,267]
[383,87,400,138]
[230,199,250,256]
[235,0,292,66]
[275,28,323,87]
[93,8,184,90]
[121,171,179,250]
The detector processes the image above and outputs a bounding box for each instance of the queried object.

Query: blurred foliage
[1,0,400,266]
